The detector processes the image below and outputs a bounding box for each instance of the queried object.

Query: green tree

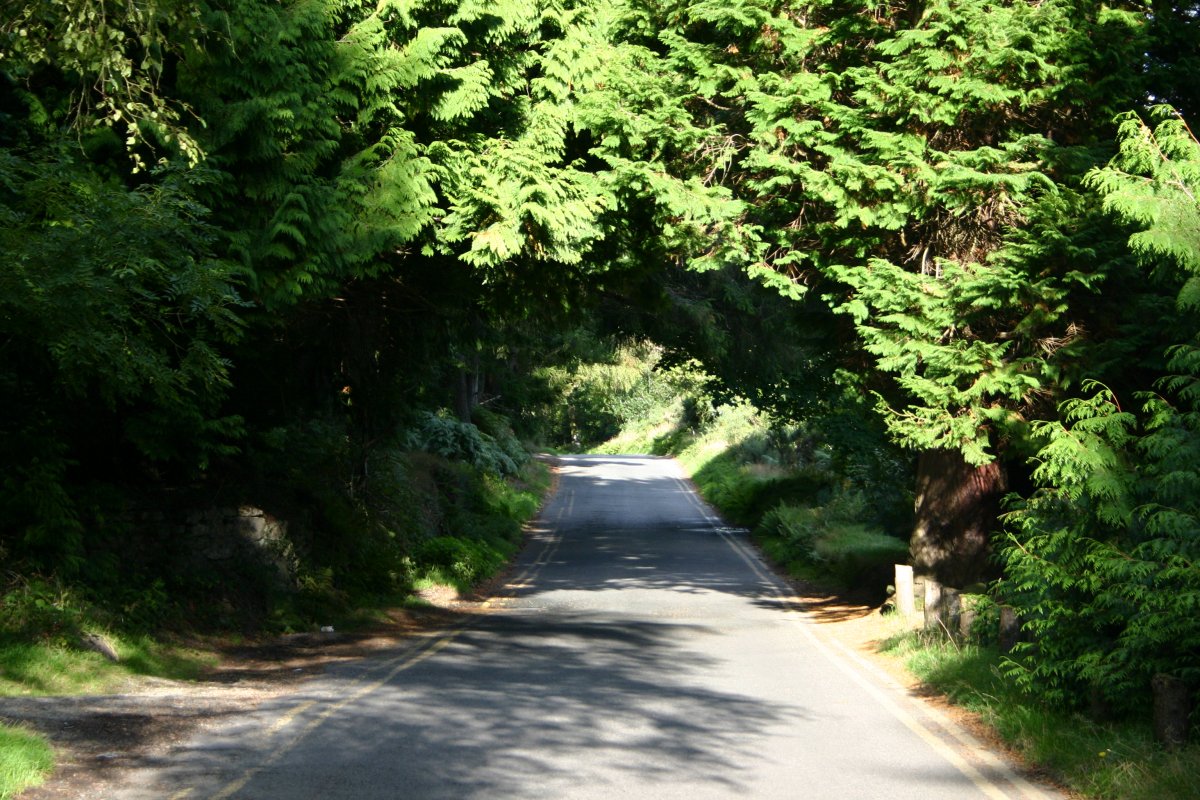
[582,0,1149,586]
[1001,108,1200,710]
[1,2,244,569]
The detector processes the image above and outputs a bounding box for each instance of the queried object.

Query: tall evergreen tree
[584,0,1150,586]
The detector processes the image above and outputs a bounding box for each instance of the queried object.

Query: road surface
[114,455,1059,799]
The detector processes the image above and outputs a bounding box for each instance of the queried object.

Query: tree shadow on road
[138,611,812,799]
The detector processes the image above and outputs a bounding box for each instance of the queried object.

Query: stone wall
[176,505,297,584]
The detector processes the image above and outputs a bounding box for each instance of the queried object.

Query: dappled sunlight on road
[107,454,1058,800]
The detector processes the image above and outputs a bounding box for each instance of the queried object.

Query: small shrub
[406,411,521,476]
[755,496,908,592]
[757,504,822,558]
[472,407,530,469]
[414,536,508,591]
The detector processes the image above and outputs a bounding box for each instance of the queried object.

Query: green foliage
[756,495,908,589]
[1089,107,1200,277]
[587,0,1149,469]
[1,0,206,168]
[406,411,523,476]
[0,149,245,570]
[413,535,512,593]
[541,339,681,447]
[0,722,54,800]
[0,575,213,697]
[2,0,1200,742]
[882,628,1200,800]
[1000,112,1200,713]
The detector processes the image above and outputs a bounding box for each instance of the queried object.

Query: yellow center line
[265,699,316,735]
[208,628,465,799]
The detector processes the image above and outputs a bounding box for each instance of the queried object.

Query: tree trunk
[911,448,1007,588]
[453,367,482,423]
[453,312,486,423]
[1152,673,1192,748]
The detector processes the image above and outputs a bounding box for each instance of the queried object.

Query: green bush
[472,407,530,469]
[413,536,511,592]
[755,495,908,591]
[757,504,823,556]
[406,411,522,476]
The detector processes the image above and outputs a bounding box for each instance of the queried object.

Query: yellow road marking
[265,699,316,735]
[208,629,464,799]
[671,464,1047,800]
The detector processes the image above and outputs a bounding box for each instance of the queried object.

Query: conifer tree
[584,0,1150,586]
[1001,108,1200,709]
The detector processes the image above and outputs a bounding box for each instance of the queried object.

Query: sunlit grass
[880,627,1200,800]
[0,633,213,697]
[0,723,53,800]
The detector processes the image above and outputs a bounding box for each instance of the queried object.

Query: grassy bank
[882,628,1200,800]
[0,431,551,796]
[0,723,53,800]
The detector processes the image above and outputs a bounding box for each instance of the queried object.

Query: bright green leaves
[440,140,609,270]
[833,258,1051,464]
[1004,379,1200,705]
[632,0,1120,463]
[1,0,207,169]
[172,0,619,308]
[862,1,1065,126]
[999,104,1200,707]
[1089,107,1200,281]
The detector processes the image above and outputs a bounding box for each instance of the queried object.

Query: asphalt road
[115,455,1059,800]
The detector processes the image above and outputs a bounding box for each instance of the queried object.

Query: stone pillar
[895,564,915,616]
[999,606,1020,654]
[923,580,961,635]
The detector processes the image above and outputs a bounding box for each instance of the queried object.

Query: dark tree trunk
[1152,673,1192,748]
[453,367,481,423]
[911,448,1007,588]
[452,312,487,423]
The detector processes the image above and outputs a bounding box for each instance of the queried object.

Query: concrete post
[894,564,915,616]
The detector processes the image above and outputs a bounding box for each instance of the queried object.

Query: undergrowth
[881,626,1200,800]
[0,633,212,698]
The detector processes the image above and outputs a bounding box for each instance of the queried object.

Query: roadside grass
[0,630,212,800]
[881,626,1200,800]
[404,459,551,598]
[0,722,53,800]
[0,633,214,697]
